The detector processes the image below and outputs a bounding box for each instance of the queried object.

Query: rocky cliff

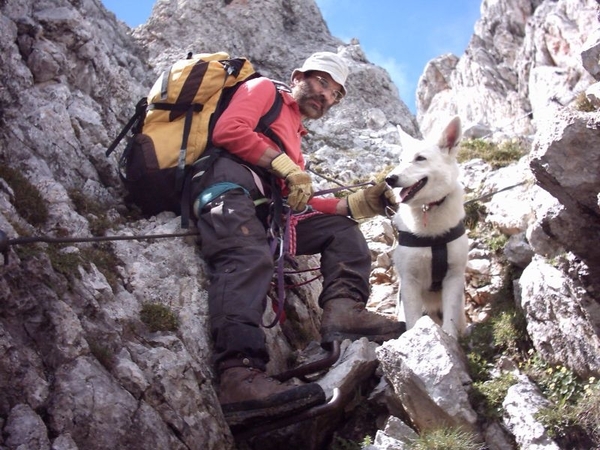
[0,0,599,449]
[417,0,597,138]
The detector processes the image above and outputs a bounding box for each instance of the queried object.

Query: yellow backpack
[106,52,284,226]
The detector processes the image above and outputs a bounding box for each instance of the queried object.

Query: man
[192,52,404,423]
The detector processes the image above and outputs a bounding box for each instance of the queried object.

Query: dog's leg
[395,289,405,321]
[401,281,424,330]
[396,247,431,331]
[441,237,469,338]
[441,282,466,338]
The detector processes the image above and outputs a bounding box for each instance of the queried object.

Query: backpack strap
[180,81,286,228]
[105,98,148,157]
[257,81,288,151]
[175,106,196,190]
[257,81,289,238]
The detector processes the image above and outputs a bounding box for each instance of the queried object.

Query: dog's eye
[415,155,426,162]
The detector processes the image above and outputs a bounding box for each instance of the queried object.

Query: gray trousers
[193,155,371,371]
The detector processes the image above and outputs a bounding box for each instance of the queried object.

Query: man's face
[292,71,344,119]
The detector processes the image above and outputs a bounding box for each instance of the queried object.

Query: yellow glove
[270,153,314,211]
[347,182,398,219]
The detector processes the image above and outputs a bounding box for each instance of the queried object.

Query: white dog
[386,116,468,338]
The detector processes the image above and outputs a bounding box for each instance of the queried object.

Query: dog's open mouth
[400,177,428,203]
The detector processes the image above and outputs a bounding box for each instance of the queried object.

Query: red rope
[287,211,322,255]
[265,210,324,325]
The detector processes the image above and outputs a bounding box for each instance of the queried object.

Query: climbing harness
[397,221,466,291]
[262,180,378,328]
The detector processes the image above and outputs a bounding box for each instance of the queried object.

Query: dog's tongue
[400,183,419,202]
[399,188,411,202]
[399,178,427,203]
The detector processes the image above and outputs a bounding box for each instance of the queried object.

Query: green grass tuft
[140,302,179,333]
[0,165,48,226]
[407,427,484,450]
[458,138,526,169]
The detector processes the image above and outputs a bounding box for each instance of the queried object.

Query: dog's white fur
[386,116,468,338]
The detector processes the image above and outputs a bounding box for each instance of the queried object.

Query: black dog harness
[397,221,466,292]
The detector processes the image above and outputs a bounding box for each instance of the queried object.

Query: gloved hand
[347,181,398,219]
[270,153,314,211]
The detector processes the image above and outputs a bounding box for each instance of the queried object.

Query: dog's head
[386,116,462,205]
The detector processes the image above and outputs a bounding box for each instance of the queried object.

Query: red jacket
[212,76,340,214]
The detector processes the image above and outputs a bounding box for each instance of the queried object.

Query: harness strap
[397,221,465,292]
[242,164,267,198]
[192,182,250,217]
[264,209,324,328]
[180,173,193,228]
[397,222,465,247]
[430,244,448,292]
[264,207,291,329]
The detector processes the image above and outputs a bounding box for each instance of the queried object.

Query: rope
[0,228,199,264]
[463,181,527,205]
[278,273,322,289]
[287,210,322,255]
[313,181,374,196]
[6,230,199,245]
[1,178,527,263]
[284,267,321,275]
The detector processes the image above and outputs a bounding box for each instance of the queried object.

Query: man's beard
[294,81,330,119]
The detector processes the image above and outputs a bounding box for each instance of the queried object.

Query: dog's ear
[437,116,462,152]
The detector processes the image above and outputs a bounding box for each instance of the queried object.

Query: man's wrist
[270,153,298,178]
[336,198,350,215]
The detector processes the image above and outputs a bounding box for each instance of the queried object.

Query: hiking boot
[218,366,326,428]
[320,298,406,345]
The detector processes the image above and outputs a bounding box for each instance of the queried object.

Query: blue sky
[101,0,481,113]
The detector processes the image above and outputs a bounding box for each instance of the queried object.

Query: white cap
[291,52,349,96]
